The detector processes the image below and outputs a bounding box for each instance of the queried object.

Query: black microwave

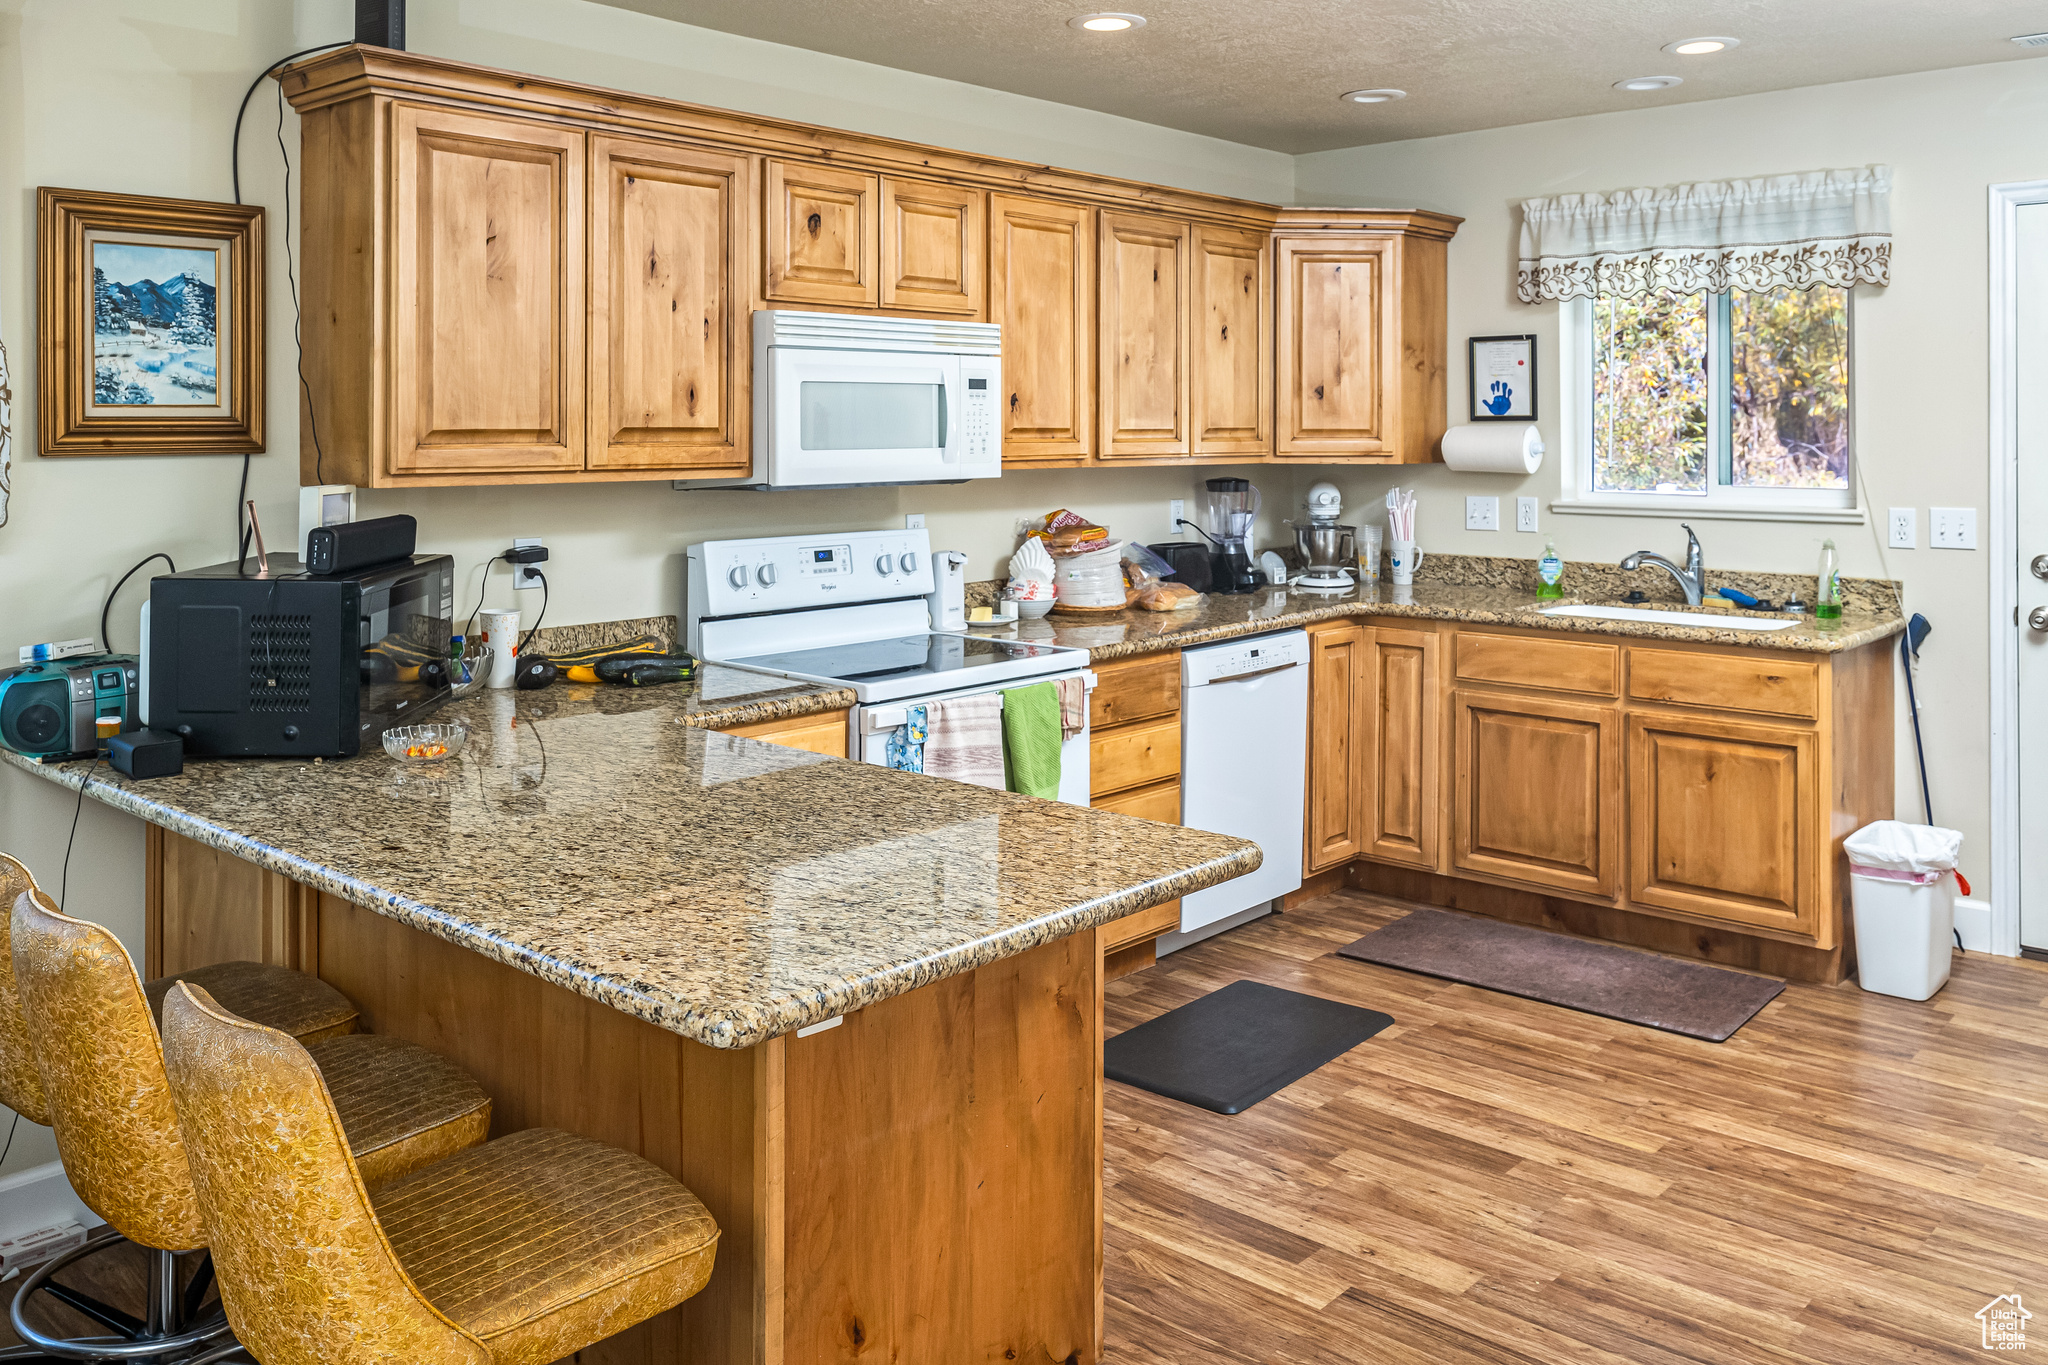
[144,554,456,758]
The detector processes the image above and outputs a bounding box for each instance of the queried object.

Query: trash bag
[1843,821,1963,880]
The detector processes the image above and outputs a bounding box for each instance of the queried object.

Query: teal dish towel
[1002,682,1064,800]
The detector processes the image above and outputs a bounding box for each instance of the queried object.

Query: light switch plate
[1887,508,1917,549]
[1931,507,1977,549]
[904,513,926,530]
[1516,496,1539,533]
[513,538,545,590]
[1466,495,1500,531]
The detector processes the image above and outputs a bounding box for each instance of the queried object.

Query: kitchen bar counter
[996,562,1904,662]
[3,676,1256,1050]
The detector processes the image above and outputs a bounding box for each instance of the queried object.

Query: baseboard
[0,1160,90,1246]
[1955,897,2018,957]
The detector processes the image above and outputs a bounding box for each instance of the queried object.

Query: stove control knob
[756,563,778,588]
[875,553,895,576]
[898,551,918,574]
[726,565,748,590]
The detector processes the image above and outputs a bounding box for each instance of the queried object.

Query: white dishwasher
[1165,630,1310,954]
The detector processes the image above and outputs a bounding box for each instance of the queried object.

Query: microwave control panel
[958,364,999,465]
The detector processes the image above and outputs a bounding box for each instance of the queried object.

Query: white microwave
[677,309,1002,490]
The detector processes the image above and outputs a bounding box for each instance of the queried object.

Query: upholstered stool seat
[8,888,494,1363]
[163,981,720,1365]
[143,959,358,1043]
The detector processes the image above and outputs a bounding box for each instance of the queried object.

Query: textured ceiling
[592,0,2048,153]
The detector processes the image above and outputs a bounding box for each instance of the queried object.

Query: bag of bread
[1136,582,1202,612]
[1027,509,1109,554]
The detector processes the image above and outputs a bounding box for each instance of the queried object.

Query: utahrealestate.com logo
[1979,1295,2031,1350]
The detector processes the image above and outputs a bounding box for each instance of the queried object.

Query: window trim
[1552,291,1865,524]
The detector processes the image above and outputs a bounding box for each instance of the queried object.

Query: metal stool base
[7,1233,238,1363]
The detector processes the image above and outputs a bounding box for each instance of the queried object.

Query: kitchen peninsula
[3,664,1260,1365]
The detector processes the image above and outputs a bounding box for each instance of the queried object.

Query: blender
[1287,481,1356,590]
[1196,478,1261,594]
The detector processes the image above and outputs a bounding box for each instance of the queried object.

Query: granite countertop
[977,558,1905,662]
[5,681,1257,1050]
[534,661,855,730]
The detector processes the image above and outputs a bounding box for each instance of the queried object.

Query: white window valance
[1517,166,1891,302]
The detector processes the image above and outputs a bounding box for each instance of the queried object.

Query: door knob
[2032,554,2048,580]
[2031,606,2048,632]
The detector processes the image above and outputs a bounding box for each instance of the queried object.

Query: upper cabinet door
[1274,236,1396,459]
[390,105,585,475]
[880,178,983,316]
[1191,225,1272,457]
[988,194,1093,464]
[587,136,750,473]
[1097,211,1189,459]
[764,160,879,307]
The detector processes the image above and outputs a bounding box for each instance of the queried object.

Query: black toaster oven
[143,554,456,758]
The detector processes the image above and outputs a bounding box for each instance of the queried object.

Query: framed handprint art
[1468,333,1536,422]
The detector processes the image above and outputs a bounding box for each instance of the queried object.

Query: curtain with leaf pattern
[1518,167,1891,303]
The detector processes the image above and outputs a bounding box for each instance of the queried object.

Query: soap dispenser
[1536,539,1565,599]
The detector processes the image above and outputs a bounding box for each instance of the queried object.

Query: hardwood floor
[1102,887,2048,1364]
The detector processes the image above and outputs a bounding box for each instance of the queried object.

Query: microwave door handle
[937,380,951,460]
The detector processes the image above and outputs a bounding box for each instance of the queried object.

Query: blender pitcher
[1200,477,1261,594]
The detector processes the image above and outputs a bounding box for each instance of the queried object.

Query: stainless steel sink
[1536,604,1801,632]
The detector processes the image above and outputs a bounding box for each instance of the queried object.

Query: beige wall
[1295,57,2048,897]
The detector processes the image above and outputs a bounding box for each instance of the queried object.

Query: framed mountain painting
[38,188,264,455]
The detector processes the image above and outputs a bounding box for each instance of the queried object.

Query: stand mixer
[1288,481,1357,590]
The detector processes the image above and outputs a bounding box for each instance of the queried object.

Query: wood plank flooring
[1102,888,2048,1363]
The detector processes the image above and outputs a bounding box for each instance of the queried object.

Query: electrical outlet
[1516,496,1539,533]
[905,513,925,530]
[1169,498,1185,532]
[1888,508,1917,550]
[1465,495,1500,531]
[513,538,545,589]
[1931,507,1978,550]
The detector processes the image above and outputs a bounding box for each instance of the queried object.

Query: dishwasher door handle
[1202,661,1301,686]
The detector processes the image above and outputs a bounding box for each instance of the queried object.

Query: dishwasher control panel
[1181,630,1311,686]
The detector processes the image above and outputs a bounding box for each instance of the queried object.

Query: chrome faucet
[1620,523,1706,606]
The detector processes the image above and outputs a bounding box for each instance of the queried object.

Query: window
[1563,285,1857,518]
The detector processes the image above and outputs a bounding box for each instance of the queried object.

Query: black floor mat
[1104,980,1394,1114]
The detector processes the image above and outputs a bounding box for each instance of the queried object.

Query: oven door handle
[859,670,1096,735]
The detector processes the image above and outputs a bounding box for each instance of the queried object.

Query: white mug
[1390,540,1424,586]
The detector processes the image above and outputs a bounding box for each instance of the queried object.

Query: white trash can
[1843,821,1964,1001]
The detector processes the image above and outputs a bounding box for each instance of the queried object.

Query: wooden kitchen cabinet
[1191,224,1272,457]
[880,177,983,316]
[1089,651,1185,977]
[718,708,850,759]
[1628,710,1819,938]
[989,194,1094,464]
[763,159,880,307]
[586,136,750,473]
[1451,689,1619,898]
[1097,211,1190,458]
[389,104,586,476]
[1271,212,1453,464]
[1361,625,1441,869]
[1306,623,1368,873]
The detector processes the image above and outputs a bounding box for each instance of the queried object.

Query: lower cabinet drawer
[1101,899,1182,954]
[1090,653,1181,730]
[720,710,850,758]
[1091,717,1181,798]
[1627,648,1819,719]
[1093,778,1180,824]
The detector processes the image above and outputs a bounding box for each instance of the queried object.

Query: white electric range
[684,530,1096,803]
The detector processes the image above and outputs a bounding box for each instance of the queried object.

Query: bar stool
[0,852,345,1360]
[8,888,495,1363]
[162,980,722,1365]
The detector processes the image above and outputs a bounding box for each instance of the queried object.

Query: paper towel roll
[1442,423,1544,474]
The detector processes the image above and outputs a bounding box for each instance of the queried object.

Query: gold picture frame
[38,187,264,455]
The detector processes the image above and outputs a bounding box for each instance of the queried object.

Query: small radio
[0,655,140,760]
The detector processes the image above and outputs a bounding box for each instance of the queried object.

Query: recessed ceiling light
[1614,75,1684,92]
[1068,12,1145,31]
[1662,36,1739,55]
[1339,88,1407,104]
[2012,31,2048,47]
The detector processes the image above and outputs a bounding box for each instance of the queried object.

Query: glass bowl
[449,646,493,698]
[383,722,469,763]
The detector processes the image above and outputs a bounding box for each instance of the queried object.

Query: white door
[2018,201,2048,948]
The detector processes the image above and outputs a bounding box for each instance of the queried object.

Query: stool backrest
[0,854,51,1126]
[9,888,206,1251]
[161,982,489,1365]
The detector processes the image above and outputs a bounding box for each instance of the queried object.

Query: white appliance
[1165,630,1310,951]
[686,530,1095,804]
[928,550,970,633]
[676,310,1001,490]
